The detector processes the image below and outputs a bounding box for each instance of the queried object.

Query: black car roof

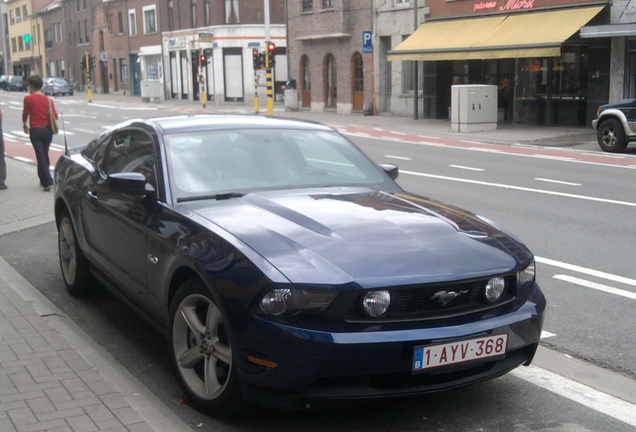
[131,114,335,135]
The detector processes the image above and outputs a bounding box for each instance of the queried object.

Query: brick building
[286,0,374,114]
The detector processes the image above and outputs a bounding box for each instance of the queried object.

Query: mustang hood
[187,190,531,287]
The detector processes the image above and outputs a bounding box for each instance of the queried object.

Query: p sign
[362,31,373,53]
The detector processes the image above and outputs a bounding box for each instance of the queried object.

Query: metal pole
[413,0,418,120]
[264,0,273,115]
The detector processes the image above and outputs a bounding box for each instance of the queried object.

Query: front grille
[345,274,516,322]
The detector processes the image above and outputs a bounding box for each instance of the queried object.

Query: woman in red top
[22,75,58,191]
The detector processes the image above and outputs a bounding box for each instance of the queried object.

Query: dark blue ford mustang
[54,115,545,415]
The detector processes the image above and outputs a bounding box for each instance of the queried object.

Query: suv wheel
[597,118,628,153]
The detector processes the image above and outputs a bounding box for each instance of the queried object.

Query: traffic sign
[362,31,373,53]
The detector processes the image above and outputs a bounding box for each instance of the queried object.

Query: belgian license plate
[412,334,508,372]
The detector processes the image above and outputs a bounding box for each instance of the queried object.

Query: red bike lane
[4,123,636,170]
[336,125,636,169]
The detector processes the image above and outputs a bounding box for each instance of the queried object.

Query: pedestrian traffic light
[252,48,263,69]
[23,33,32,49]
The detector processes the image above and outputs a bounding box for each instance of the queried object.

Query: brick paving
[0,159,189,430]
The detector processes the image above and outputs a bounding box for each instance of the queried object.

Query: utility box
[450,85,498,133]
[284,89,299,112]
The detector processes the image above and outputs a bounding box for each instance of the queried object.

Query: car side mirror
[105,172,155,197]
[379,163,399,180]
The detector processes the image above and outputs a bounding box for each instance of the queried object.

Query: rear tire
[597,118,628,153]
[168,279,245,416]
[57,211,96,297]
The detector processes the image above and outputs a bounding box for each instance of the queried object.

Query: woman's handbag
[48,98,59,134]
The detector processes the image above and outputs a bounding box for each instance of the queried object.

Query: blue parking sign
[362,31,373,53]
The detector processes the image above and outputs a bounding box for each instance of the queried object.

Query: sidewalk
[0,159,191,431]
[0,96,607,432]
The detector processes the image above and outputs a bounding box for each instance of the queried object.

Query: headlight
[484,277,506,303]
[362,290,391,318]
[258,288,337,316]
[518,259,536,286]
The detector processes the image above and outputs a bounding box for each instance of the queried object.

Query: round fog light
[484,277,506,303]
[362,290,391,318]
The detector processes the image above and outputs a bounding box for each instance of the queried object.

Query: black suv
[592,99,636,153]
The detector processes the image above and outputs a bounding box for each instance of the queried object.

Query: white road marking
[450,165,485,171]
[88,103,159,110]
[536,257,636,287]
[511,365,636,427]
[401,171,636,208]
[385,155,412,160]
[535,178,581,186]
[541,331,557,339]
[347,133,636,170]
[553,275,636,300]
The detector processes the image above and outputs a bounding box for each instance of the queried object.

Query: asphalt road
[0,92,634,431]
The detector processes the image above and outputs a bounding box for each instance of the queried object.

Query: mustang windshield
[164,129,396,201]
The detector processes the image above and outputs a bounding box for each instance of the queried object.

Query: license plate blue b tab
[412,334,508,372]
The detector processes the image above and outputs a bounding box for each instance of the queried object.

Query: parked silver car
[43,77,74,96]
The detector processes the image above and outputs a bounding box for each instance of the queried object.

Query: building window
[400,35,416,93]
[85,20,89,43]
[22,5,28,19]
[143,5,157,34]
[321,0,334,9]
[302,0,313,11]
[225,0,239,23]
[120,58,129,83]
[45,30,54,49]
[205,2,211,26]
[323,53,337,108]
[15,7,21,23]
[55,22,62,43]
[394,0,410,6]
[168,1,174,31]
[11,37,16,53]
[191,1,197,28]
[353,52,363,92]
[118,12,124,34]
[78,22,82,44]
[129,10,137,36]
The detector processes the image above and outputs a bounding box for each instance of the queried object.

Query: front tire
[168,279,245,415]
[597,118,628,153]
[57,211,96,297]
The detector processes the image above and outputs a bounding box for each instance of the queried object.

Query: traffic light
[266,42,276,68]
[89,55,96,70]
[191,50,199,68]
[80,56,86,70]
[199,52,210,66]
[252,48,263,69]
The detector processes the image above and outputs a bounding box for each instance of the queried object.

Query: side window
[82,131,110,163]
[101,129,157,189]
